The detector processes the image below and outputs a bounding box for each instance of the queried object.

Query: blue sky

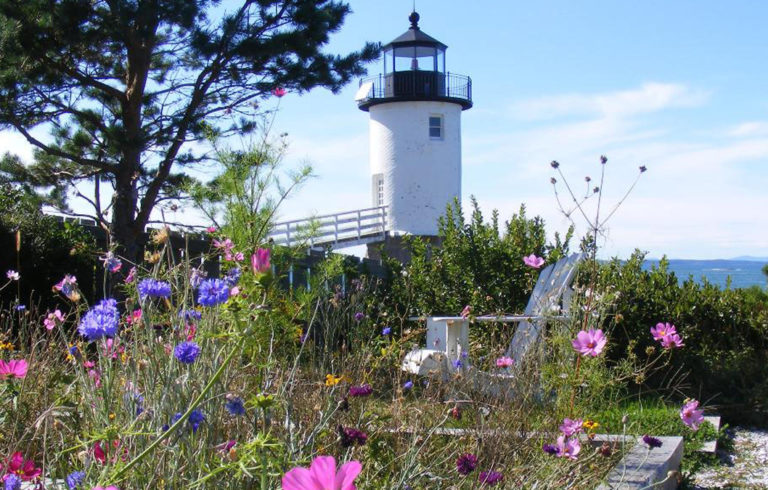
[2,1,767,259]
[267,0,768,259]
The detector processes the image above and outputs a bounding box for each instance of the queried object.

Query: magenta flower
[2,451,42,480]
[680,400,704,430]
[642,435,663,449]
[478,470,504,486]
[555,435,581,460]
[272,87,287,98]
[558,418,583,437]
[523,254,545,268]
[124,266,137,284]
[348,384,372,397]
[571,328,607,357]
[0,359,28,380]
[100,252,122,273]
[650,322,677,341]
[660,333,684,349]
[456,453,478,475]
[495,356,514,368]
[282,455,361,490]
[43,309,65,330]
[251,248,271,274]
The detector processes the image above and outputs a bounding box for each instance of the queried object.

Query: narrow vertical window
[429,115,443,139]
[377,178,384,206]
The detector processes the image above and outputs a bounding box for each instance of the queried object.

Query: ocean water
[642,259,767,289]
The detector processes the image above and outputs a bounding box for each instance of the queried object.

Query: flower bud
[550,160,560,169]
[600,155,608,164]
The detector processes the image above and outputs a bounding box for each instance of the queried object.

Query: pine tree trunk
[111,168,142,265]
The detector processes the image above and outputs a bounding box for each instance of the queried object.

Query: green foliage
[0,182,97,308]
[597,250,768,425]
[385,198,573,317]
[188,128,313,250]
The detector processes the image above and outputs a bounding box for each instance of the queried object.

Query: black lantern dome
[356,12,472,111]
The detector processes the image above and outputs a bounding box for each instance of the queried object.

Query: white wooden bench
[401,253,585,384]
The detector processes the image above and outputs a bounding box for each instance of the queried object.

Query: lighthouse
[357,11,472,260]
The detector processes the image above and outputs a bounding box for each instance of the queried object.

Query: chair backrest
[506,252,585,361]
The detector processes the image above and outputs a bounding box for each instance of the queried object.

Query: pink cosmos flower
[660,333,684,349]
[282,455,362,490]
[43,309,65,330]
[555,435,581,460]
[650,322,677,341]
[206,226,217,233]
[213,238,234,252]
[460,305,472,319]
[251,248,271,274]
[523,254,545,269]
[0,359,28,379]
[571,328,607,357]
[6,270,20,281]
[495,356,514,368]
[2,451,42,481]
[680,400,704,431]
[124,266,137,284]
[558,418,583,437]
[54,274,79,300]
[272,87,287,98]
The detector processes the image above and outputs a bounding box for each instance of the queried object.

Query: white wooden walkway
[267,205,389,249]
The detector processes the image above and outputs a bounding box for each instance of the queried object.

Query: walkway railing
[268,206,389,249]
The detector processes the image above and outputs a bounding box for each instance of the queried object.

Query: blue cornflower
[174,341,201,364]
[138,278,172,299]
[224,266,241,287]
[124,392,144,417]
[65,470,85,489]
[197,278,230,307]
[403,381,413,390]
[178,309,202,321]
[452,359,463,369]
[4,474,21,490]
[14,304,26,311]
[225,396,246,416]
[382,327,391,335]
[78,298,119,341]
[189,409,206,433]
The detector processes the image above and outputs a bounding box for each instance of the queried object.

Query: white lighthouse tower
[357,11,472,260]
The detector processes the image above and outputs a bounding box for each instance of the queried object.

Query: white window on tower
[377,178,384,206]
[429,115,443,139]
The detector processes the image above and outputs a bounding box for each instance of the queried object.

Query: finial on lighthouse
[409,11,420,30]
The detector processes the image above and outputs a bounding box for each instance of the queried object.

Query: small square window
[429,115,443,139]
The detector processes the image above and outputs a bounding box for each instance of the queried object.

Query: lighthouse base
[366,234,442,264]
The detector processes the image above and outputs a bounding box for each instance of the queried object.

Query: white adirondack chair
[401,253,585,385]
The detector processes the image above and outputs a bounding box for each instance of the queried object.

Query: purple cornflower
[339,426,368,447]
[452,359,463,369]
[224,266,241,287]
[65,470,85,489]
[100,252,122,273]
[4,474,22,490]
[456,453,478,475]
[138,278,171,299]
[354,312,364,322]
[478,471,504,486]
[225,396,246,416]
[197,278,230,307]
[382,327,391,335]
[348,384,372,397]
[78,298,120,341]
[188,409,206,433]
[642,435,663,449]
[542,443,558,455]
[174,341,201,364]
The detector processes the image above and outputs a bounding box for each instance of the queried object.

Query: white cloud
[0,131,34,162]
[728,121,768,138]
[511,82,710,121]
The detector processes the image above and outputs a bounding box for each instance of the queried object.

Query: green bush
[0,183,97,310]
[597,251,768,425]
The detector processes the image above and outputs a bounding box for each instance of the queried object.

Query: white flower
[6,270,20,281]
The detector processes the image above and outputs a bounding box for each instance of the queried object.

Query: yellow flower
[325,374,343,387]
[583,419,599,431]
[0,341,14,351]
[109,413,116,420]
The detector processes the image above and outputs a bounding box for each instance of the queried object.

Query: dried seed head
[550,160,560,169]
[600,155,608,164]
[585,176,591,182]
[639,165,647,173]
[593,187,600,194]
[550,177,557,185]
